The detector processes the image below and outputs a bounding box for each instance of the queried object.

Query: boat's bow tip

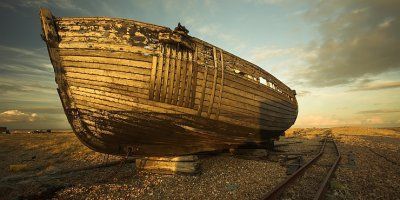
[39,7,59,47]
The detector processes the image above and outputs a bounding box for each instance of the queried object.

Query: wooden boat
[39,8,298,156]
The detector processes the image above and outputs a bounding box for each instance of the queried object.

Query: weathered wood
[136,156,200,174]
[184,52,193,107]
[198,72,296,112]
[41,9,298,157]
[61,56,152,68]
[63,65,150,81]
[207,47,219,118]
[172,49,182,105]
[39,8,59,47]
[197,64,208,116]
[166,47,177,103]
[143,155,198,162]
[59,42,154,54]
[178,50,188,106]
[160,44,171,102]
[190,46,198,108]
[154,45,164,101]
[59,49,153,62]
[65,71,149,88]
[149,55,158,100]
[216,49,225,119]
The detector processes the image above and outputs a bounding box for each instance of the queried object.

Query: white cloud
[249,46,315,63]
[378,18,395,28]
[0,45,46,59]
[0,110,39,123]
[350,80,400,91]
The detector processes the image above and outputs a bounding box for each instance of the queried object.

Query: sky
[0,0,399,129]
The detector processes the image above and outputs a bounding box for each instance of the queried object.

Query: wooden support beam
[160,44,170,102]
[136,155,200,174]
[154,45,164,101]
[184,51,193,108]
[197,50,208,116]
[216,49,225,120]
[166,46,177,104]
[190,46,198,108]
[207,47,219,118]
[148,55,158,100]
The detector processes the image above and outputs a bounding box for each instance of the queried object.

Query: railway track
[263,136,341,200]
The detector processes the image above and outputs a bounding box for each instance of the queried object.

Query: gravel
[1,127,399,199]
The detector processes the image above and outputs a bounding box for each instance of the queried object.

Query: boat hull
[40,8,298,156]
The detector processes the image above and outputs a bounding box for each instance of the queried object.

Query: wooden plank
[197,65,208,115]
[136,157,200,174]
[160,44,171,102]
[59,35,138,47]
[154,46,164,101]
[198,72,296,112]
[166,46,176,104]
[75,93,285,133]
[65,72,149,90]
[190,46,198,108]
[68,79,148,100]
[72,88,198,116]
[62,61,151,76]
[216,50,225,119]
[59,49,153,62]
[178,50,188,106]
[207,47,219,118]
[57,18,167,34]
[58,42,154,54]
[194,88,296,118]
[194,83,296,117]
[148,55,158,100]
[144,155,198,162]
[225,72,296,106]
[184,51,193,108]
[63,65,150,82]
[172,49,182,105]
[61,55,152,68]
[67,76,148,96]
[203,84,296,116]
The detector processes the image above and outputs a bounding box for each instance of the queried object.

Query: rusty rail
[263,138,341,200]
[314,139,341,200]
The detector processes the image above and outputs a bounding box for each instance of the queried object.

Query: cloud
[0,83,23,93]
[193,24,246,51]
[351,81,400,91]
[0,82,54,95]
[24,107,64,114]
[297,90,311,97]
[250,46,315,63]
[299,0,400,87]
[0,0,88,13]
[247,45,316,85]
[0,110,38,123]
[0,45,47,58]
[0,45,53,77]
[357,109,400,114]
[0,1,15,10]
[349,81,400,91]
